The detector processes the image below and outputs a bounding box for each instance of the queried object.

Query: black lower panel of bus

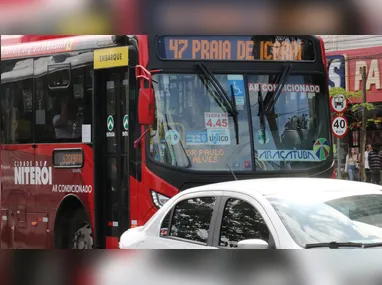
[146,159,334,192]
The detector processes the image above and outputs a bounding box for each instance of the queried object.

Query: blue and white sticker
[207,129,231,145]
[186,131,208,145]
[165,130,181,145]
[227,75,245,106]
[160,139,166,156]
[257,150,321,162]
[256,129,270,145]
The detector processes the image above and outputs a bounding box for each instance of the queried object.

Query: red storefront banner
[327,46,382,103]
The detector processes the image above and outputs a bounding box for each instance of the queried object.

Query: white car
[119,178,382,249]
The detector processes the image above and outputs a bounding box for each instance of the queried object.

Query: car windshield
[149,73,330,172]
[267,193,382,247]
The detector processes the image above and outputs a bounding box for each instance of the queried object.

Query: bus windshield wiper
[230,84,239,145]
[196,63,239,144]
[305,241,382,249]
[262,63,292,115]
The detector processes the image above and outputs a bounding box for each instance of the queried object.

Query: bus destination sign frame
[52,148,85,169]
[155,35,316,62]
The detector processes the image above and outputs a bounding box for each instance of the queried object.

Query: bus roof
[1,35,75,46]
[1,35,25,46]
[1,35,116,60]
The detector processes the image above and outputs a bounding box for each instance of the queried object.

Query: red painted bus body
[0,35,334,249]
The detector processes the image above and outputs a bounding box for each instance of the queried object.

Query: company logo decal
[258,138,330,162]
[14,160,92,194]
[207,129,230,145]
[14,161,52,185]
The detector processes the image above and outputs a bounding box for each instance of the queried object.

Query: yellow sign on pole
[94,46,129,69]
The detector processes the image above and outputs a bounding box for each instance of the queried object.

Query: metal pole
[337,136,341,179]
[360,66,367,181]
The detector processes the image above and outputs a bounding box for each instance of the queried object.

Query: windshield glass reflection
[267,194,382,247]
[149,73,250,171]
[248,74,330,171]
[149,73,330,172]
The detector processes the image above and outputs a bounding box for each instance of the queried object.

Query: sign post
[336,136,341,179]
[330,94,349,179]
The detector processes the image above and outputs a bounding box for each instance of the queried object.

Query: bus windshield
[149,72,330,172]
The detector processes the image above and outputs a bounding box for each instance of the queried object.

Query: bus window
[248,74,330,171]
[150,73,252,171]
[34,54,93,143]
[1,59,33,144]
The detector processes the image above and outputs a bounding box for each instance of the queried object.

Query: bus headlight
[150,190,170,208]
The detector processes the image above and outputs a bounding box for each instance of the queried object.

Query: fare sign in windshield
[156,35,315,61]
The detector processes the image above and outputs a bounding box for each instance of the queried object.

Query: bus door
[92,46,132,249]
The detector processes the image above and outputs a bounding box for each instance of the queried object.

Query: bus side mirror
[138,88,155,125]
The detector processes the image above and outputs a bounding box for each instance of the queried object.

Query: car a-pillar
[54,195,93,249]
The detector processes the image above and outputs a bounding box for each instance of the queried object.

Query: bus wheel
[69,209,94,249]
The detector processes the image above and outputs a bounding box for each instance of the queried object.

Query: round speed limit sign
[331,115,348,138]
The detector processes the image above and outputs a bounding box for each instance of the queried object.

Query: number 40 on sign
[331,115,348,138]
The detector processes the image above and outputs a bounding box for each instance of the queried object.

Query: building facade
[324,36,382,158]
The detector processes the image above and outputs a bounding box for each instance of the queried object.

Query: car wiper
[362,242,382,248]
[305,241,382,249]
[262,63,292,115]
[196,63,239,144]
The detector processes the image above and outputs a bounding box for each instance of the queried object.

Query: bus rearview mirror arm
[134,88,155,148]
[135,65,156,148]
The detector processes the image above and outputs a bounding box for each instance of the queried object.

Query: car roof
[182,178,382,197]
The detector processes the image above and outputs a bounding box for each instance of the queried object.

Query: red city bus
[0,35,333,249]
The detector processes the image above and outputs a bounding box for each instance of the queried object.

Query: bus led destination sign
[156,36,315,61]
[53,148,84,168]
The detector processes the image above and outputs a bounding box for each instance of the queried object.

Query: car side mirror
[138,88,155,125]
[237,239,269,249]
